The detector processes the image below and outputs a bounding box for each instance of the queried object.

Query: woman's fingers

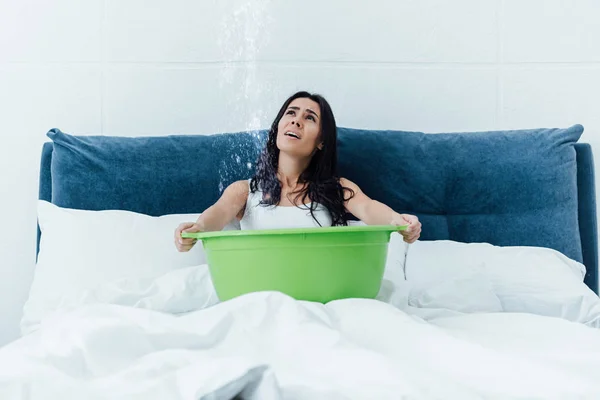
[175,237,197,252]
[174,222,198,252]
[400,224,421,243]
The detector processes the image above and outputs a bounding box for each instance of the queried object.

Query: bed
[1,124,600,399]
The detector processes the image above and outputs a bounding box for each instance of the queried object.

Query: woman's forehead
[288,98,320,114]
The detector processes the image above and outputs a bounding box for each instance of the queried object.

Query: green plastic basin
[182,225,406,303]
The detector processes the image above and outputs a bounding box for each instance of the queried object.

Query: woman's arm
[194,180,249,231]
[341,178,422,243]
[174,180,249,252]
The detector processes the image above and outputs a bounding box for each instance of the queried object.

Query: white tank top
[240,181,333,230]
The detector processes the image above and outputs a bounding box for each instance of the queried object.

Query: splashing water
[218,0,273,132]
[216,0,273,194]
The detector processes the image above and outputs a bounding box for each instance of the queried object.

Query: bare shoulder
[340,177,373,205]
[229,179,250,193]
[340,177,368,203]
[221,180,250,201]
[339,177,362,193]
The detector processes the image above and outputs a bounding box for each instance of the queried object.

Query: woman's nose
[291,119,301,128]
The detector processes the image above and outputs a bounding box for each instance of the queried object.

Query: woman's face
[276,97,323,158]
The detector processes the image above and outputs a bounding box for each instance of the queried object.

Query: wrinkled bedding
[2,258,600,400]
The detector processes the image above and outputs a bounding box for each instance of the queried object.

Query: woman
[175,91,421,252]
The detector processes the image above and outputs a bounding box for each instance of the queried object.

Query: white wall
[1,0,599,346]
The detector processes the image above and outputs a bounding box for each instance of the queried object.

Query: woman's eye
[307,115,315,121]
[286,110,295,115]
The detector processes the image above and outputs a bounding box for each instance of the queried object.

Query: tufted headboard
[37,126,599,293]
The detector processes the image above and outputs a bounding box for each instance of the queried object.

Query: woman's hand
[174,222,202,252]
[391,213,421,244]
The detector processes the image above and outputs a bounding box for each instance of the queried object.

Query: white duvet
[3,244,600,399]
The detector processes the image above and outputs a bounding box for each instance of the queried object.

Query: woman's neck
[277,152,310,190]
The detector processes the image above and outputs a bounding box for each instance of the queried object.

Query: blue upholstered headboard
[37,127,599,293]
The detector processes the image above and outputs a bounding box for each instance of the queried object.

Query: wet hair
[250,91,354,226]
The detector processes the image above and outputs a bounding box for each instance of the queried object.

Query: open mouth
[284,131,301,139]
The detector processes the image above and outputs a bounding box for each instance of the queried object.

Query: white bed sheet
[2,263,600,400]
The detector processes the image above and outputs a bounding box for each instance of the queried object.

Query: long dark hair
[250,91,353,226]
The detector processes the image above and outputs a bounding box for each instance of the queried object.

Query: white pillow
[22,201,234,334]
[404,240,600,326]
[407,263,503,314]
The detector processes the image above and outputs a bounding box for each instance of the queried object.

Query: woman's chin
[277,146,311,158]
